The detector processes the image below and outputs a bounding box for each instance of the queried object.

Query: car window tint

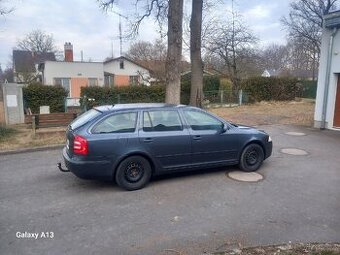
[184,110,222,130]
[70,109,102,130]
[143,110,182,132]
[92,112,137,134]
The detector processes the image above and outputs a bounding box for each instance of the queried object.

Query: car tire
[239,143,264,172]
[115,156,152,191]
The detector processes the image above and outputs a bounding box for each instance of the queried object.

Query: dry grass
[211,100,315,127]
[0,126,66,151]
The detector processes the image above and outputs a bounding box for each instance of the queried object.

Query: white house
[103,56,151,87]
[314,10,340,130]
[39,44,152,106]
[41,60,104,97]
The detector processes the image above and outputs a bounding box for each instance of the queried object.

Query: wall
[104,58,150,85]
[43,61,104,86]
[314,28,340,130]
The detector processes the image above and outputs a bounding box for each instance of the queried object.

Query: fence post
[238,90,243,106]
[220,90,224,104]
[117,94,121,104]
[31,115,36,137]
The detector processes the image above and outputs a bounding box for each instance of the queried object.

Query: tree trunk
[165,0,183,104]
[189,0,203,107]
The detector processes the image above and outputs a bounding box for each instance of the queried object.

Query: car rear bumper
[62,147,113,180]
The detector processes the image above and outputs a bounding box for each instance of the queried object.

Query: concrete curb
[0,144,64,156]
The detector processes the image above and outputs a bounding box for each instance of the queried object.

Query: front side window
[92,112,137,134]
[184,110,223,131]
[143,110,182,132]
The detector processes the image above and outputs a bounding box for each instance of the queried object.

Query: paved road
[1,125,339,254]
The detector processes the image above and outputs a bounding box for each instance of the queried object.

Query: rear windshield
[70,109,102,130]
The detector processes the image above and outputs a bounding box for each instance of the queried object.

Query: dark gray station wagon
[59,104,272,190]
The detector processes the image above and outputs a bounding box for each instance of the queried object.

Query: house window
[104,75,114,87]
[54,78,71,97]
[88,78,98,87]
[129,75,139,86]
[119,60,124,69]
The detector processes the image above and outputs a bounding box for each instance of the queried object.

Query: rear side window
[70,109,102,130]
[92,112,137,134]
[143,110,182,132]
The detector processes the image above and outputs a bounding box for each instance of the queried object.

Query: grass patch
[0,126,17,142]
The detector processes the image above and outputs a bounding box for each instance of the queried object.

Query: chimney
[64,42,73,62]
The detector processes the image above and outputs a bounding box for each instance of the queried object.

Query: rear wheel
[239,143,264,172]
[115,156,152,191]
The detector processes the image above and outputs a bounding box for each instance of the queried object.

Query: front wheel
[239,143,264,172]
[115,156,152,191]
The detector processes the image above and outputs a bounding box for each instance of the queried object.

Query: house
[103,56,151,87]
[39,43,104,99]
[314,10,340,130]
[13,50,56,83]
[39,43,151,101]
[261,69,281,77]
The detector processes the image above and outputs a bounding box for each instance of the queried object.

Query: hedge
[81,75,221,108]
[240,77,302,102]
[300,80,317,99]
[23,82,68,113]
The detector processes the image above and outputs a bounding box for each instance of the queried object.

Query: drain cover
[280,148,308,155]
[285,132,306,136]
[227,171,263,182]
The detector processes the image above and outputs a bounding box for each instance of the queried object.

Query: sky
[0,0,292,69]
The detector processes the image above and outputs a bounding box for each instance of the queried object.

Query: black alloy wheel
[239,143,264,172]
[115,156,152,191]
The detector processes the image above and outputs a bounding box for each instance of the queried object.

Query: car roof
[94,103,187,112]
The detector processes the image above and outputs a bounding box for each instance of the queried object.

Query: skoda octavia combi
[59,104,272,190]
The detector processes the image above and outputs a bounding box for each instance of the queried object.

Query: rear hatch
[65,109,102,157]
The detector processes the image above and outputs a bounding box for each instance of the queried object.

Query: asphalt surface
[1,125,339,255]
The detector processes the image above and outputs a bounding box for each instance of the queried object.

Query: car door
[88,111,139,159]
[182,109,238,166]
[138,109,192,170]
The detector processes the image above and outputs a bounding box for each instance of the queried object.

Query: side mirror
[221,123,228,133]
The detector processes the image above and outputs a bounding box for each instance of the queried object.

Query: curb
[0,144,64,156]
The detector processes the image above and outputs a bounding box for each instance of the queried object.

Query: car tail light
[73,135,88,155]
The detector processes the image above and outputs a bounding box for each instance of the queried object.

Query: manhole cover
[285,132,306,136]
[280,148,308,155]
[227,171,263,182]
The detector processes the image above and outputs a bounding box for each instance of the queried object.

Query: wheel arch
[240,139,266,160]
[112,151,156,178]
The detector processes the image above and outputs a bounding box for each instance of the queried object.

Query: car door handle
[193,135,201,140]
[143,138,153,143]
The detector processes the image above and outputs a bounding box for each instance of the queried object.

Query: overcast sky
[0,0,292,68]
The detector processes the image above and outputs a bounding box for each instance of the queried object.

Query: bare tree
[0,0,14,16]
[206,11,257,93]
[99,0,183,104]
[126,39,166,61]
[282,0,338,53]
[17,29,58,53]
[260,44,290,71]
[126,39,167,82]
[189,0,203,107]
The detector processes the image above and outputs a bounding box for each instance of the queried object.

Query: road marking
[280,148,308,156]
